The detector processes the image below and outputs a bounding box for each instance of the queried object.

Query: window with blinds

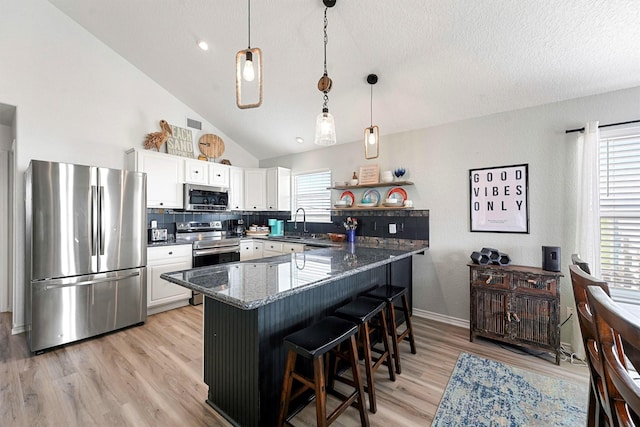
[292,170,332,223]
[599,128,640,294]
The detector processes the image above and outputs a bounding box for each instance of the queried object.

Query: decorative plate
[361,189,381,206]
[357,202,377,208]
[339,191,355,206]
[387,187,408,202]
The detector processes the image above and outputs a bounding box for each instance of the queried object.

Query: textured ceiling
[48,0,640,160]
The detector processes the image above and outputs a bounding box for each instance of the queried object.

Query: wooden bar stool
[333,296,396,413]
[365,285,416,374]
[278,316,369,427]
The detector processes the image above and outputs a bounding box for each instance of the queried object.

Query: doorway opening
[0,102,17,314]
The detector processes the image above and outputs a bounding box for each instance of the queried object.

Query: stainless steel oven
[176,221,240,305]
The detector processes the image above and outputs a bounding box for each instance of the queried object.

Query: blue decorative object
[432,352,587,427]
[394,167,406,178]
[346,229,356,243]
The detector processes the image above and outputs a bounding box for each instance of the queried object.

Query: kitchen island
[161,240,427,426]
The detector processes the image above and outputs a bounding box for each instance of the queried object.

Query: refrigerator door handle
[99,186,105,256]
[91,185,98,256]
[42,270,141,291]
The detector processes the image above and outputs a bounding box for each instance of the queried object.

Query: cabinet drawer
[147,245,192,261]
[282,242,304,253]
[263,242,283,252]
[512,272,557,295]
[471,268,510,289]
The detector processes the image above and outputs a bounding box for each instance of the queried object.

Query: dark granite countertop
[161,241,428,310]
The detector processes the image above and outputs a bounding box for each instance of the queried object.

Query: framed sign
[469,163,529,233]
[358,164,380,185]
[166,124,194,158]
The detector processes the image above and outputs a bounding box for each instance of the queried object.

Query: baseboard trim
[413,308,470,329]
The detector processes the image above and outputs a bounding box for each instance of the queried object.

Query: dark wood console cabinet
[468,263,562,365]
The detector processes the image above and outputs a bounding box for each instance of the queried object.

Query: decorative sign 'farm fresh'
[469,164,529,233]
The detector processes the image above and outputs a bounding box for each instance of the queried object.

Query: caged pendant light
[364,74,379,159]
[236,0,263,109]
[314,0,337,146]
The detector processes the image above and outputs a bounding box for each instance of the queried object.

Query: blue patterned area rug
[432,352,588,427]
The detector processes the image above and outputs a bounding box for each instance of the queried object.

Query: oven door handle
[194,247,240,256]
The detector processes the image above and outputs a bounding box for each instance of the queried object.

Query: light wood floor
[1,306,589,426]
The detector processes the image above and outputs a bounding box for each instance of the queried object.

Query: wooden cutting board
[198,134,225,158]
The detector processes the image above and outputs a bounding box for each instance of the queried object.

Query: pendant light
[314,0,337,146]
[364,74,379,159]
[236,0,262,109]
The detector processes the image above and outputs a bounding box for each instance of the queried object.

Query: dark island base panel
[203,256,413,427]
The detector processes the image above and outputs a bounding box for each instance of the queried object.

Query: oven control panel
[176,221,222,232]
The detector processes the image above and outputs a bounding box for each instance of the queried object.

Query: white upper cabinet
[184,159,209,184]
[266,167,291,211]
[209,163,230,187]
[126,148,184,209]
[229,166,244,210]
[244,168,267,211]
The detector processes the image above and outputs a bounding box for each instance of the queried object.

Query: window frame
[598,125,640,304]
[291,169,332,224]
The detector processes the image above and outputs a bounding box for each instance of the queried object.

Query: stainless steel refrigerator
[25,160,147,353]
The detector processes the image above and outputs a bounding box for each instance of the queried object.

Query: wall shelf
[328,180,413,190]
[331,206,413,211]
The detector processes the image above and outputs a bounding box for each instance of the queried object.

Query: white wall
[262,86,640,343]
[0,0,260,332]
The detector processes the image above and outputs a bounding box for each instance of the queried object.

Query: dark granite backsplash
[147,208,429,244]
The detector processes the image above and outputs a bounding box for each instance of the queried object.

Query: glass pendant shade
[364,125,379,159]
[236,47,262,109]
[314,109,337,146]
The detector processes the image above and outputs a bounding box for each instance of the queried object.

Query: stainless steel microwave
[184,184,229,211]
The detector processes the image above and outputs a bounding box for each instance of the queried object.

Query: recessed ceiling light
[295,137,304,144]
[197,40,209,51]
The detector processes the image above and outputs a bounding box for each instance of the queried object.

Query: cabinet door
[148,260,192,305]
[266,167,291,211]
[509,294,559,348]
[471,287,508,339]
[138,151,183,208]
[184,159,209,184]
[240,239,254,261]
[210,163,230,187]
[244,168,267,210]
[252,241,264,259]
[147,246,192,309]
[229,166,244,210]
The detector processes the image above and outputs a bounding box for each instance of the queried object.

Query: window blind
[599,132,640,292]
[292,170,332,223]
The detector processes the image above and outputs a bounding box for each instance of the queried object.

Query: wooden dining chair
[588,286,640,426]
[569,264,615,427]
[571,253,592,274]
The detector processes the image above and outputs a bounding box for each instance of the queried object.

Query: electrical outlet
[566,306,575,318]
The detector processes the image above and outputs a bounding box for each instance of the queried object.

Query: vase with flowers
[343,216,358,243]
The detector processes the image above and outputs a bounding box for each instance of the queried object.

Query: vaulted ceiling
[48,0,640,160]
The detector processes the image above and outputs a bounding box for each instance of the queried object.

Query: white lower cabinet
[147,245,192,314]
[240,239,304,260]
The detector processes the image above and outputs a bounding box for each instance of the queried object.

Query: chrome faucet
[294,207,308,233]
